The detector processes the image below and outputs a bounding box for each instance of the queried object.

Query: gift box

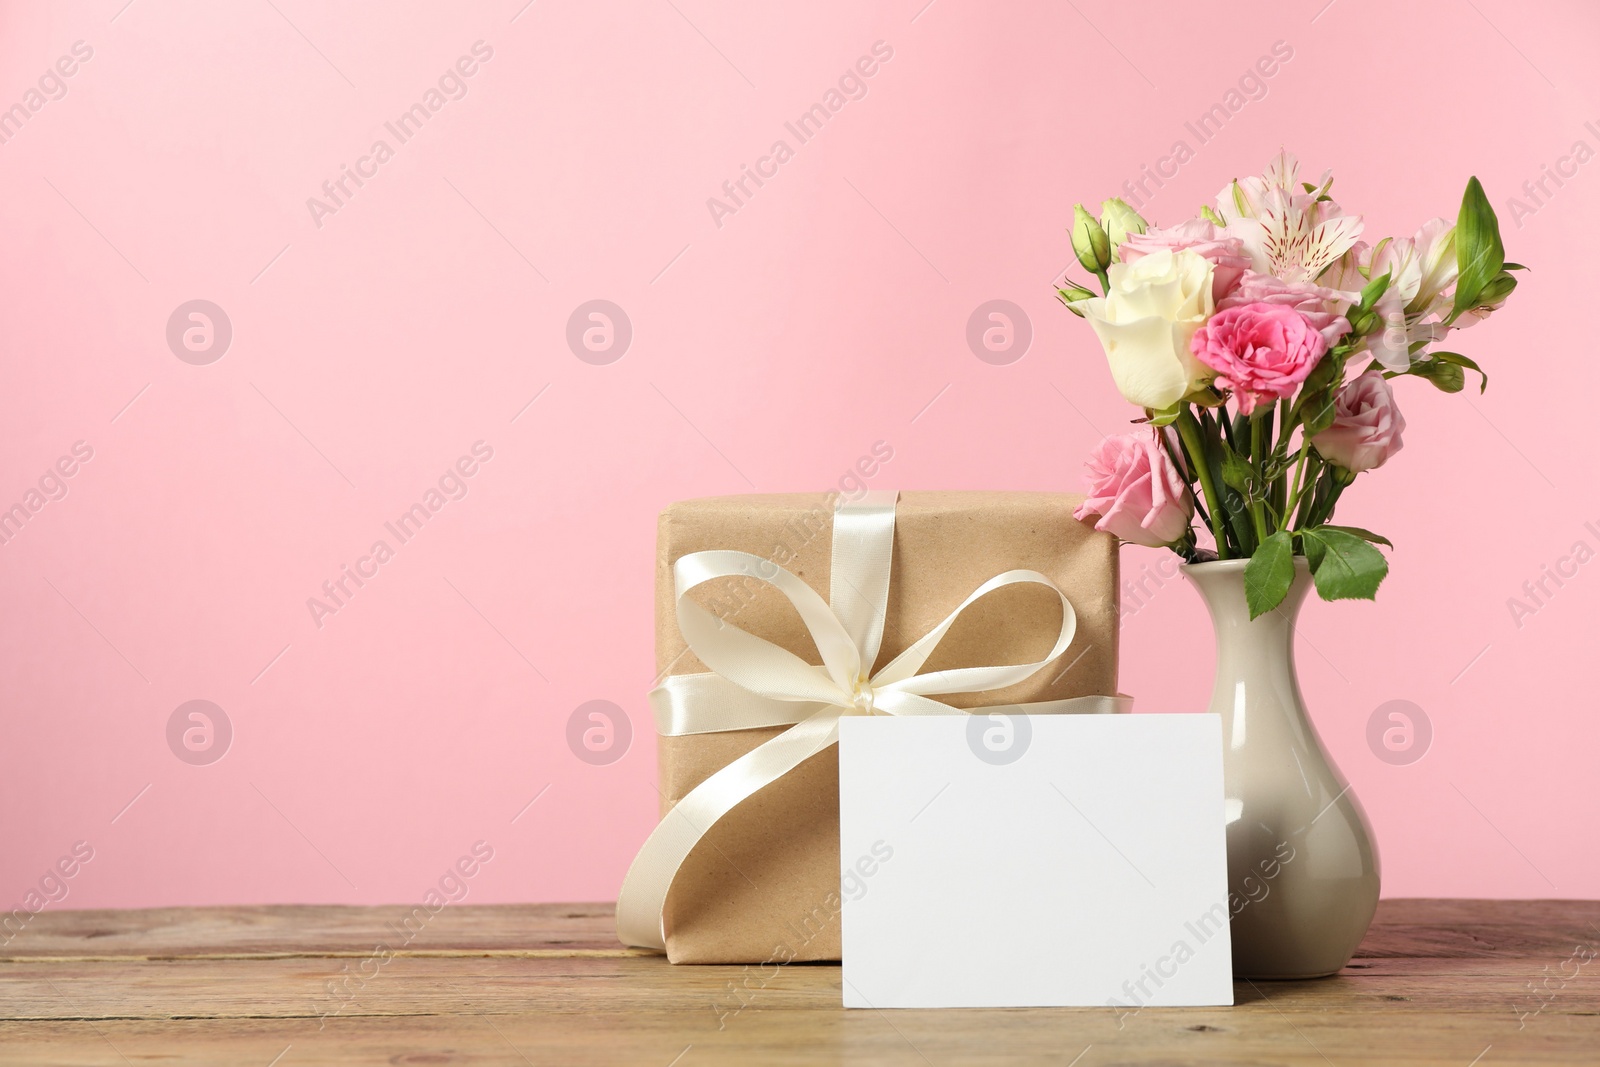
[617,490,1125,963]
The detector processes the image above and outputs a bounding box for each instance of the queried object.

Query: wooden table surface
[1,899,1596,1065]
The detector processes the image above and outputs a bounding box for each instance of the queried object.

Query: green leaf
[1197,410,1255,554]
[1221,489,1256,554]
[1357,270,1392,311]
[1502,261,1529,271]
[1245,532,1296,619]
[1429,351,1489,393]
[1301,463,1352,531]
[1301,527,1389,602]
[1323,525,1393,549]
[1453,177,1505,315]
[1219,442,1255,495]
[1301,526,1326,571]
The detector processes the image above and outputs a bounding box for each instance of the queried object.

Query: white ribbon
[615,490,1128,951]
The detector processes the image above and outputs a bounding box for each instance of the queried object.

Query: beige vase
[1182,557,1381,979]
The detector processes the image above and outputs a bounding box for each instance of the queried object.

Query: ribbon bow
[616,491,1126,951]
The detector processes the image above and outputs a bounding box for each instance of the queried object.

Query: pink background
[3,0,1596,915]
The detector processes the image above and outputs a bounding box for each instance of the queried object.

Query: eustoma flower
[1216,271,1355,348]
[1073,432,1193,548]
[1075,249,1215,410]
[1118,218,1250,303]
[1311,370,1406,472]
[1190,302,1327,415]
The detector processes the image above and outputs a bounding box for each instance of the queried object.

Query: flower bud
[1476,270,1517,305]
[1071,203,1111,273]
[1347,307,1378,337]
[1099,198,1147,252]
[1056,283,1096,316]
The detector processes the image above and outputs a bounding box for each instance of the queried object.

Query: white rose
[1077,249,1216,409]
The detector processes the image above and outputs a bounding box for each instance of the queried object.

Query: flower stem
[1249,413,1270,542]
[1176,408,1231,559]
[1158,426,1209,532]
[1272,399,1291,520]
[1293,453,1324,528]
[1285,443,1312,523]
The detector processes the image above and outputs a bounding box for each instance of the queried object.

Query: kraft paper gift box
[617,491,1123,964]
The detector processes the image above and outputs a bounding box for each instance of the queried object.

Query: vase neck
[1186,560,1311,660]
[1181,559,1317,739]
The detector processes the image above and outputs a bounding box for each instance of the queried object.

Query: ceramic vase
[1182,557,1381,979]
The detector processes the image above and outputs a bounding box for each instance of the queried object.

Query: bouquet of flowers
[1060,151,1520,616]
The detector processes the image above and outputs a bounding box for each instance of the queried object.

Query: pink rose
[1217,271,1355,348]
[1190,302,1328,415]
[1074,432,1193,548]
[1310,370,1406,473]
[1119,219,1251,303]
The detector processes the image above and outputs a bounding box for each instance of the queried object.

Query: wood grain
[1,900,1596,1065]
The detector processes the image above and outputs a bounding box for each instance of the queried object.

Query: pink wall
[3,0,1596,916]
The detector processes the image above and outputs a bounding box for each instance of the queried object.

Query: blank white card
[838,713,1233,1009]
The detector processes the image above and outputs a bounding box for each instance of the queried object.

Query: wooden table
[2,900,1596,1065]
